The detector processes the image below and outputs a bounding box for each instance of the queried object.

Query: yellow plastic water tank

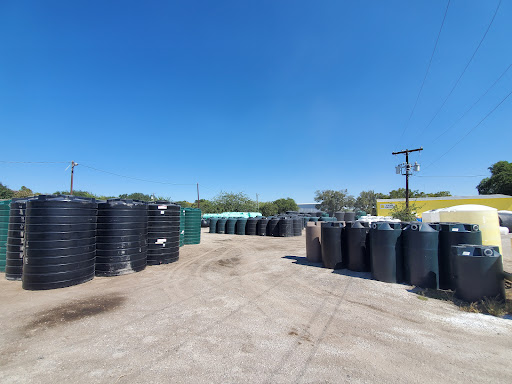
[438,204,502,252]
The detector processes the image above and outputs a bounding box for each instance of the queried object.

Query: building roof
[377,194,512,203]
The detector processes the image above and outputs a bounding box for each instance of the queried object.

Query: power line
[398,0,450,144]
[79,164,196,186]
[416,175,486,178]
[417,0,502,138]
[429,62,512,144]
[424,87,512,170]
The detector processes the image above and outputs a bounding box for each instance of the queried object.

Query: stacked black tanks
[23,195,97,290]
[292,216,302,236]
[257,217,269,236]
[5,198,29,280]
[246,217,259,235]
[96,199,148,276]
[147,201,180,265]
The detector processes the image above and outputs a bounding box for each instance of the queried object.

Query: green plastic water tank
[0,200,11,272]
[184,208,201,245]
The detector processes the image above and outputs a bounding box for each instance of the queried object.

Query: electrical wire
[424,87,512,170]
[429,62,512,144]
[398,0,450,145]
[416,175,486,178]
[79,164,196,186]
[417,0,502,138]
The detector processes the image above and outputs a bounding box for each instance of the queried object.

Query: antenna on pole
[70,161,78,195]
[391,148,423,209]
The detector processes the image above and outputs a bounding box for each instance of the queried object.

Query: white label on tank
[160,211,165,215]
[452,228,459,232]
[462,251,471,256]
[158,205,167,210]
[155,238,167,244]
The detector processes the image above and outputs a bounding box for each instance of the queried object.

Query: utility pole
[70,161,78,195]
[392,147,423,209]
[256,193,259,211]
[197,183,200,209]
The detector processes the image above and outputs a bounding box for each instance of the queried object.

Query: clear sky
[0,0,510,203]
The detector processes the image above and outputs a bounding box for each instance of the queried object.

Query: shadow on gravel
[283,256,372,280]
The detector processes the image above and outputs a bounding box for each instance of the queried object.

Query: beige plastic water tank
[306,222,322,262]
[438,204,502,251]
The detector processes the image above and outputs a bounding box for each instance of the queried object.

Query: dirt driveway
[0,229,511,383]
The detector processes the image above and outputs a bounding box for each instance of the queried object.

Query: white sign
[380,204,395,209]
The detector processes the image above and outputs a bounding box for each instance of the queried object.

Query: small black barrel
[345,221,370,272]
[147,201,180,265]
[279,217,293,237]
[335,212,345,221]
[321,222,344,269]
[217,218,228,234]
[209,218,219,234]
[369,222,403,283]
[438,223,482,290]
[344,212,356,222]
[257,217,269,236]
[292,217,302,236]
[235,218,248,235]
[6,198,29,280]
[452,245,505,302]
[402,223,439,289]
[225,217,237,234]
[95,199,148,277]
[23,195,97,290]
[246,217,259,235]
[268,217,280,236]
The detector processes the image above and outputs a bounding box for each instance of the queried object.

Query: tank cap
[483,248,494,256]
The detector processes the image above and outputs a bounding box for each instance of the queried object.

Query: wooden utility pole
[70,161,78,195]
[392,148,423,209]
[197,183,200,209]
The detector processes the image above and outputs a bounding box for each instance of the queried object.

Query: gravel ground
[0,229,511,384]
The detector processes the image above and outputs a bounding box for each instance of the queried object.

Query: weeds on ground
[415,287,512,318]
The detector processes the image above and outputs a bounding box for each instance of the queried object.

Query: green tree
[193,199,220,213]
[13,186,34,198]
[54,190,97,198]
[426,191,451,197]
[0,182,14,199]
[477,161,512,195]
[273,198,298,214]
[259,202,278,217]
[212,192,256,212]
[118,192,152,202]
[314,189,355,216]
[355,190,386,215]
[387,188,451,199]
[390,202,422,221]
[174,200,193,208]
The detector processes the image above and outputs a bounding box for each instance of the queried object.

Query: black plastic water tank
[209,218,219,234]
[345,221,370,272]
[452,245,505,302]
[498,211,512,232]
[5,198,29,280]
[321,222,344,269]
[246,217,259,235]
[292,217,302,236]
[22,195,97,290]
[235,218,248,235]
[315,212,323,217]
[279,217,293,237]
[335,212,345,221]
[309,217,319,223]
[95,199,147,277]
[225,217,237,234]
[344,212,355,221]
[268,217,280,236]
[217,218,228,234]
[257,217,269,236]
[369,222,403,283]
[438,222,482,290]
[147,201,180,265]
[402,223,439,289]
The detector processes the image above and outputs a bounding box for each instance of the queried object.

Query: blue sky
[0,0,510,203]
